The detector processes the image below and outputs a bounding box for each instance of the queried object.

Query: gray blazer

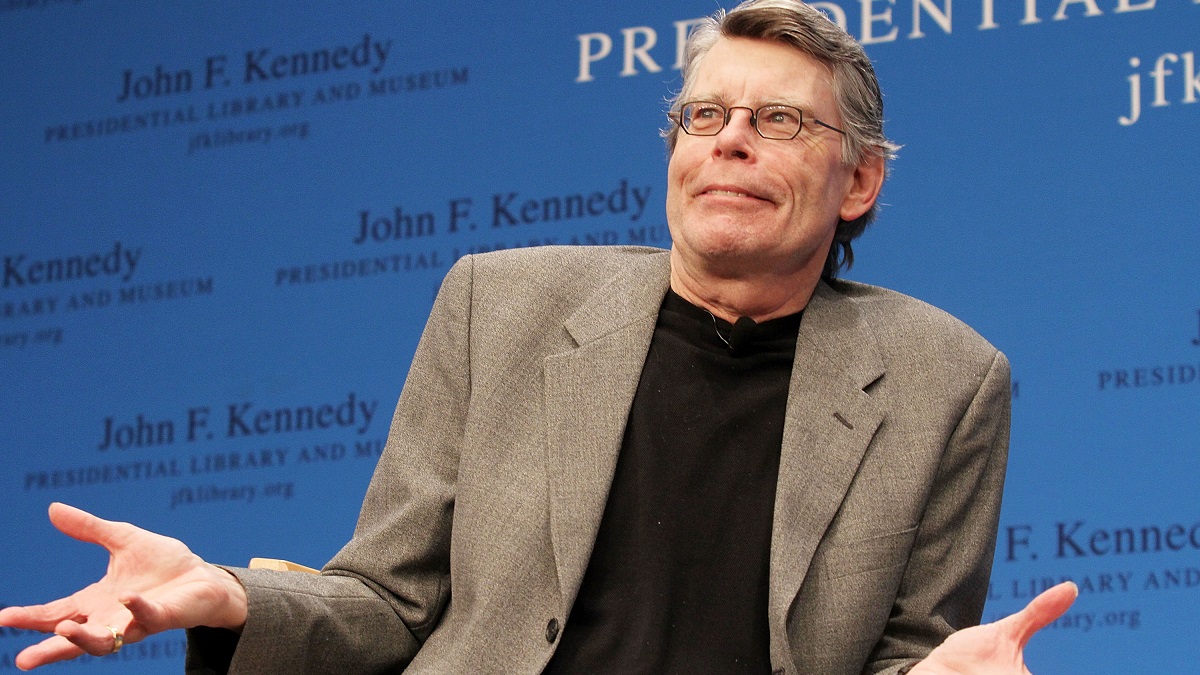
[194,246,1010,675]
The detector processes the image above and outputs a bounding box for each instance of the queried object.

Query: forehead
[689,37,836,111]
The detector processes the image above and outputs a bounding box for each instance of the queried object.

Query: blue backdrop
[2,0,1197,672]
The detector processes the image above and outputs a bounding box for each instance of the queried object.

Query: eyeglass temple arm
[811,118,847,135]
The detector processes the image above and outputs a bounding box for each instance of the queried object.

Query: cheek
[665,151,684,187]
[664,177,680,216]
[667,140,706,180]
[665,156,688,213]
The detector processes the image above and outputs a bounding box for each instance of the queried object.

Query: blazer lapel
[768,281,886,664]
[542,251,671,614]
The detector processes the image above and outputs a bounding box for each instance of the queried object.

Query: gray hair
[664,0,900,278]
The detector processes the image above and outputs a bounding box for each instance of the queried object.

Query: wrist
[212,565,248,632]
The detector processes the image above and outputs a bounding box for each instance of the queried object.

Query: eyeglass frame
[671,100,846,140]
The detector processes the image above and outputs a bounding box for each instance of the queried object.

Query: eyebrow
[690,93,809,109]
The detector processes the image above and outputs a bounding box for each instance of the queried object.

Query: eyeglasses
[672,101,846,140]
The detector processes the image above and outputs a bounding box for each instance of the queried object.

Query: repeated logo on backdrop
[576,0,1200,127]
[1097,309,1200,390]
[273,178,661,299]
[984,517,1200,633]
[19,391,385,512]
[1,242,213,350]
[40,32,468,155]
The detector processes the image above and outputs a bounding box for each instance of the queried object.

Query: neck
[668,248,822,323]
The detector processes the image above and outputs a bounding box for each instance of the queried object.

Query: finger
[13,634,86,671]
[119,592,174,634]
[47,502,134,551]
[999,581,1078,647]
[53,618,125,657]
[0,602,83,634]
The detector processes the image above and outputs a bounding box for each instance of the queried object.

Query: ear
[839,153,886,223]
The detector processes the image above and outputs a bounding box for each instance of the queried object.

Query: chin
[689,226,776,259]
[689,242,778,274]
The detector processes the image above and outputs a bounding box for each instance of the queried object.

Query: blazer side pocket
[820,526,918,581]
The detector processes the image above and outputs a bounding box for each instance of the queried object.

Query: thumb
[47,502,131,551]
[996,581,1078,648]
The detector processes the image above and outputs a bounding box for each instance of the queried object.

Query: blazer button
[545,617,560,643]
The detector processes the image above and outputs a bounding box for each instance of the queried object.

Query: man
[0,1,1077,673]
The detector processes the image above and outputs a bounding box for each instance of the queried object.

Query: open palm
[0,503,246,670]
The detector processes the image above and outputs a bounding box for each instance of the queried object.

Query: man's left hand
[909,581,1077,675]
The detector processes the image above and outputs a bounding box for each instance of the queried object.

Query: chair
[248,558,320,574]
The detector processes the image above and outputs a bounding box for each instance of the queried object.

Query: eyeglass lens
[680,102,803,140]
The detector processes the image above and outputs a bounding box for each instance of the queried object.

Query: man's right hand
[0,502,248,671]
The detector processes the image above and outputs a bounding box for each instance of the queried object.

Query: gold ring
[105,625,123,654]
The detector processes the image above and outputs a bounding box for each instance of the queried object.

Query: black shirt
[544,290,801,673]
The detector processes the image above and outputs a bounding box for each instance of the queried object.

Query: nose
[713,106,756,161]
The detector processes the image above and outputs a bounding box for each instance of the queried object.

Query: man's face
[666,37,877,283]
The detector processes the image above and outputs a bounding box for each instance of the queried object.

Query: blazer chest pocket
[820,526,918,581]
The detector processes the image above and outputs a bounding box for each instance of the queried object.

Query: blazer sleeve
[864,349,1011,673]
[186,255,477,674]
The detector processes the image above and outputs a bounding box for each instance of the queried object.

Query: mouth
[698,184,772,202]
